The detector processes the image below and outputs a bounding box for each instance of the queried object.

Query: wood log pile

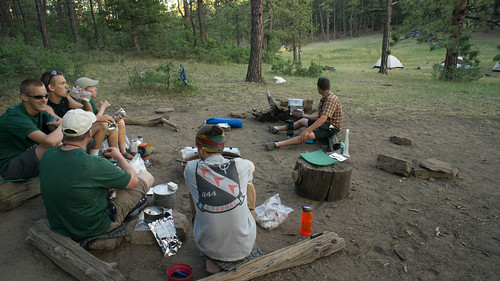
[252,91,313,122]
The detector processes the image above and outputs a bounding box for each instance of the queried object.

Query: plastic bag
[130,154,147,174]
[255,194,293,230]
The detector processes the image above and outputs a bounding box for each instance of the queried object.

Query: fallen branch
[125,116,178,131]
[26,219,125,281]
[199,231,345,281]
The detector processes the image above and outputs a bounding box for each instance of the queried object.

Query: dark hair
[197,124,224,137]
[317,77,330,91]
[20,79,45,96]
[40,70,63,90]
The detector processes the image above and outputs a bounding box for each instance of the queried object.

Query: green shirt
[40,147,131,240]
[76,98,98,115]
[0,103,50,173]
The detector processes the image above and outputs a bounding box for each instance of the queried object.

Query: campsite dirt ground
[1,84,499,281]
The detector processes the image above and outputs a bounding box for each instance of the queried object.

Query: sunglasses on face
[47,70,59,85]
[26,93,49,100]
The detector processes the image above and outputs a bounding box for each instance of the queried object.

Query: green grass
[1,31,499,121]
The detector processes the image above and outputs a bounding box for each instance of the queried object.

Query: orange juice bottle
[300,205,313,236]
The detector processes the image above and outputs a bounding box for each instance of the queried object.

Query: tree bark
[444,0,468,80]
[89,0,99,48]
[197,0,207,43]
[378,0,392,74]
[246,0,264,83]
[13,0,30,44]
[342,0,346,38]
[0,0,13,41]
[65,0,80,43]
[55,0,64,32]
[198,231,345,281]
[34,0,51,49]
[130,14,140,50]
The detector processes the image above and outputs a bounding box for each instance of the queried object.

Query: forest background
[1,0,499,93]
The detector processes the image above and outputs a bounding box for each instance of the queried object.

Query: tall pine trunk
[35,0,51,49]
[444,0,467,80]
[197,0,207,43]
[89,0,99,48]
[379,0,392,74]
[66,0,80,43]
[246,0,264,83]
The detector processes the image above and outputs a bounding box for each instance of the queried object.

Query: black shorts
[1,146,39,180]
[307,120,339,140]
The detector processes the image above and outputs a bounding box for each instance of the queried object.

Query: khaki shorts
[107,177,149,232]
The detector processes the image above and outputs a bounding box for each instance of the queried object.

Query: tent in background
[492,61,500,72]
[440,56,472,69]
[373,55,403,69]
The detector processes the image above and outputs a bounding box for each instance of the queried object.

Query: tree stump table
[292,158,353,202]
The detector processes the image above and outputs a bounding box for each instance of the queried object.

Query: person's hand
[97,114,115,125]
[47,117,62,127]
[103,147,122,159]
[100,100,111,109]
[114,114,123,122]
[299,130,310,143]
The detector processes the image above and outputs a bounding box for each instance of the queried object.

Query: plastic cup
[167,264,193,281]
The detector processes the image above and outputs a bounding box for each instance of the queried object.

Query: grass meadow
[3,31,499,121]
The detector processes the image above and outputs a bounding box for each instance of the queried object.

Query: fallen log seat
[26,219,125,281]
[0,177,41,212]
[124,116,178,130]
[198,231,345,281]
[293,158,353,202]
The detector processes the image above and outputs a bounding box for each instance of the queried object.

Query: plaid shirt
[318,90,343,130]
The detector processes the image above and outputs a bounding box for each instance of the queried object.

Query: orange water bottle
[300,205,313,236]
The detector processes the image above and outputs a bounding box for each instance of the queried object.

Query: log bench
[293,158,353,202]
[199,231,345,281]
[0,177,41,212]
[26,218,125,281]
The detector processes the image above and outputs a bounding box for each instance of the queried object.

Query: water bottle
[343,129,350,158]
[300,205,313,236]
[69,87,92,101]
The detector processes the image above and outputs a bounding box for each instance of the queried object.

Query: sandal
[268,124,279,134]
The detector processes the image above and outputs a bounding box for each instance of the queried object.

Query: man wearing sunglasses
[0,79,63,180]
[41,70,109,156]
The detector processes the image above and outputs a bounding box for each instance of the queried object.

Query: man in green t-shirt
[40,109,154,241]
[0,79,63,180]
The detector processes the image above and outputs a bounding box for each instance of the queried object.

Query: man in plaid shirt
[266,77,343,150]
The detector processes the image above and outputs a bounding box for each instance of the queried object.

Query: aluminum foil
[148,216,182,257]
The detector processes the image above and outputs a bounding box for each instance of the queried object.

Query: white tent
[373,55,403,69]
[492,61,500,72]
[440,56,472,69]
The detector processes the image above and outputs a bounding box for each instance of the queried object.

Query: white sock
[89,149,99,156]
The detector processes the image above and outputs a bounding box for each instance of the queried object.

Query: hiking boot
[125,197,147,220]
[265,142,278,151]
[268,124,279,134]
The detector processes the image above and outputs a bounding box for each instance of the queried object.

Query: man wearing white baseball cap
[39,109,154,241]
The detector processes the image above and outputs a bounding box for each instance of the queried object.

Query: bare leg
[107,127,119,149]
[272,118,309,132]
[275,131,315,148]
[91,122,108,150]
[117,119,127,154]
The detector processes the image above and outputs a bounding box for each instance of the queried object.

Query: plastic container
[69,87,92,101]
[300,205,313,236]
[167,264,193,281]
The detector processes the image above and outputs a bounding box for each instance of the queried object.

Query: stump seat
[293,157,353,202]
